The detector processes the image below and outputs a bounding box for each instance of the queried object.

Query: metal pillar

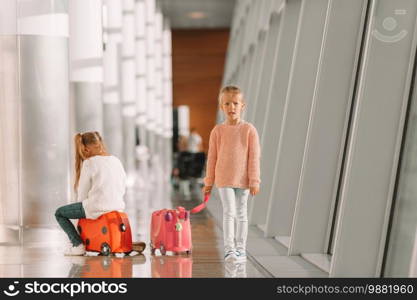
[121,0,137,176]
[135,0,147,146]
[145,0,156,154]
[69,0,104,133]
[0,0,70,243]
[103,0,124,161]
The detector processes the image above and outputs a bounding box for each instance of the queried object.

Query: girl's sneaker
[224,250,237,261]
[64,243,86,256]
[235,250,247,262]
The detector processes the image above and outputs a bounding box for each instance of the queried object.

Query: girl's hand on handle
[250,186,259,196]
[203,185,212,195]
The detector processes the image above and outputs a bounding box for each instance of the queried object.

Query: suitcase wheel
[150,242,156,255]
[120,223,126,232]
[102,258,111,270]
[86,239,90,246]
[77,225,82,234]
[186,250,192,255]
[101,242,111,256]
[165,212,173,222]
[101,226,107,234]
[160,244,166,255]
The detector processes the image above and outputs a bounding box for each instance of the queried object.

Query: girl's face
[221,93,245,122]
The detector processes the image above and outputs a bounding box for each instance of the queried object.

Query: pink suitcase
[150,194,209,255]
[151,256,193,278]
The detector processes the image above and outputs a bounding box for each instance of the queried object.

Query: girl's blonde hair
[218,85,245,105]
[74,131,106,190]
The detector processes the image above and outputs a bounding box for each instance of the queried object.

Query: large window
[384,67,417,277]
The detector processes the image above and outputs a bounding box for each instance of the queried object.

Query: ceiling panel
[158,0,236,29]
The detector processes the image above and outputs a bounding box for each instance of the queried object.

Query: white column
[0,0,70,241]
[163,18,173,180]
[121,0,137,176]
[69,0,104,133]
[135,0,147,145]
[145,0,156,153]
[121,0,138,238]
[0,0,19,243]
[103,0,124,161]
[178,106,190,137]
[154,8,164,150]
[153,7,164,205]
[131,0,148,241]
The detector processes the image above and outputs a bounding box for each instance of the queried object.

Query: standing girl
[55,132,127,255]
[203,86,261,262]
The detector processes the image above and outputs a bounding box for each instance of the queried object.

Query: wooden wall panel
[172,29,230,152]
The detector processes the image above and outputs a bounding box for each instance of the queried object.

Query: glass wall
[384,63,417,277]
[224,0,417,277]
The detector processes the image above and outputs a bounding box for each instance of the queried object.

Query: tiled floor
[0,183,328,278]
[0,189,265,278]
[206,190,329,278]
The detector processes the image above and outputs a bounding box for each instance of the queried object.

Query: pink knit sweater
[204,121,261,189]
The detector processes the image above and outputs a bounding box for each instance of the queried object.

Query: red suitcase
[77,211,133,255]
[150,194,209,255]
[79,256,133,278]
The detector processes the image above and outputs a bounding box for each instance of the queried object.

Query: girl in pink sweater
[203,85,261,262]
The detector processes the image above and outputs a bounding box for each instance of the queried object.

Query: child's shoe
[224,250,236,262]
[224,261,238,277]
[235,262,247,278]
[235,249,247,262]
[64,243,86,256]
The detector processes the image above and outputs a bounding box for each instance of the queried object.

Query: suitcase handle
[190,194,210,214]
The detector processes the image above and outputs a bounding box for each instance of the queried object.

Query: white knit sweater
[77,155,126,219]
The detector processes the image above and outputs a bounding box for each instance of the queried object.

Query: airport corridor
[0,182,270,278]
[2,0,417,279]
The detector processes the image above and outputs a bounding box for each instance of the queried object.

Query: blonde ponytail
[94,131,107,153]
[74,133,86,191]
[73,131,108,191]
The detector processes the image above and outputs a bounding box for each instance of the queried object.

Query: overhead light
[187,11,207,19]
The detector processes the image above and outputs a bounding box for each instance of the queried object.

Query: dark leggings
[55,202,86,246]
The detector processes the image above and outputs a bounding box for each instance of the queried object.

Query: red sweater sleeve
[248,126,261,187]
[204,127,217,186]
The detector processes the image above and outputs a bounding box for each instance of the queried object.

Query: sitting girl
[55,131,126,255]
